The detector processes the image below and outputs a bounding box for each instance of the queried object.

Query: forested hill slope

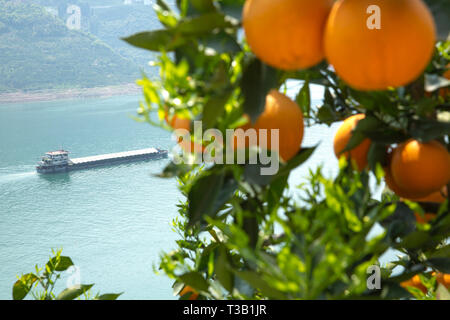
[33,0,171,74]
[0,0,139,92]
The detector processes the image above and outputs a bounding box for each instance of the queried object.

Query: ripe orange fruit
[164,109,191,131]
[384,165,423,199]
[444,68,450,80]
[324,0,436,90]
[390,140,450,198]
[443,67,450,80]
[409,186,448,203]
[164,111,204,154]
[179,286,199,300]
[243,0,333,70]
[233,90,304,162]
[400,275,427,294]
[435,273,450,290]
[178,137,205,154]
[333,114,371,171]
[171,116,191,132]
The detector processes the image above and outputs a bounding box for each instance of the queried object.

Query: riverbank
[0,83,141,104]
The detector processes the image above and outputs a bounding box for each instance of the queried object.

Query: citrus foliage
[123,0,450,299]
[12,249,122,300]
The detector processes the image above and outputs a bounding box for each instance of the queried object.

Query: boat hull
[36,165,69,174]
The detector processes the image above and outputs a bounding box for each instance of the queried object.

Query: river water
[0,91,394,299]
[0,95,180,299]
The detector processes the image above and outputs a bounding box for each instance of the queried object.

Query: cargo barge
[36,148,168,174]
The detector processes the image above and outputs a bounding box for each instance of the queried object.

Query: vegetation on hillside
[0,0,139,92]
[90,4,165,70]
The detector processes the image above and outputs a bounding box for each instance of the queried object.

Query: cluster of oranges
[228,0,438,161]
[241,0,449,200]
[165,0,444,164]
[243,0,436,90]
[333,113,448,295]
[334,114,449,221]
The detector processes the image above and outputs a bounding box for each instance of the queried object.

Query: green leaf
[12,273,39,300]
[241,58,278,123]
[177,0,218,18]
[202,90,232,129]
[176,239,200,251]
[154,0,178,28]
[188,169,237,225]
[324,87,334,105]
[202,32,241,54]
[243,162,274,186]
[198,243,220,273]
[179,272,209,292]
[410,119,450,142]
[156,0,172,11]
[296,80,310,118]
[381,202,416,241]
[399,231,432,250]
[273,146,317,180]
[219,0,245,21]
[415,97,439,117]
[235,271,287,299]
[368,143,388,172]
[46,256,74,272]
[241,146,316,187]
[156,162,193,178]
[282,65,327,84]
[56,284,94,300]
[380,281,414,299]
[243,216,258,249]
[215,246,234,292]
[122,30,187,52]
[190,0,217,14]
[176,0,189,17]
[343,115,380,152]
[426,258,450,273]
[349,90,396,113]
[177,13,232,36]
[267,175,288,214]
[316,103,337,125]
[95,293,123,300]
[364,128,408,145]
[427,245,450,259]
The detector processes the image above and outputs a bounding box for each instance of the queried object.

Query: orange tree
[124,0,450,299]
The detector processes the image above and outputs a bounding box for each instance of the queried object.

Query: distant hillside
[34,0,173,70]
[90,3,165,69]
[0,0,140,92]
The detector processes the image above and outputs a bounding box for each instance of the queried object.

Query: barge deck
[36,148,168,174]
